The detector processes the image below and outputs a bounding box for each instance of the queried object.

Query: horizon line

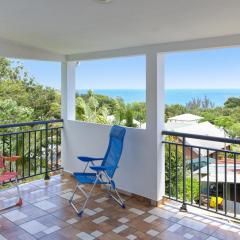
[75,88,240,90]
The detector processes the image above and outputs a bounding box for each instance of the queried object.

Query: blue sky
[14,47,240,90]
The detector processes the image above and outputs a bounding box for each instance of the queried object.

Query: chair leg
[108,187,125,208]
[105,178,125,208]
[69,183,79,204]
[15,178,23,206]
[70,175,100,217]
[114,188,125,208]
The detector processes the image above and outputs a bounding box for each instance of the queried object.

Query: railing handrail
[0,119,63,129]
[162,130,240,145]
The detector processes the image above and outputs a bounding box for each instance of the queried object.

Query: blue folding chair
[70,125,126,217]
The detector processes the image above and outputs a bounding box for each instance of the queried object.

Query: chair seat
[73,172,108,185]
[0,171,17,183]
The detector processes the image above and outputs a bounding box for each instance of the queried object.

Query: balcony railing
[0,119,63,183]
[162,130,240,220]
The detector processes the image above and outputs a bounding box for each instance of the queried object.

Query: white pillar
[61,61,76,170]
[61,61,76,120]
[146,51,165,202]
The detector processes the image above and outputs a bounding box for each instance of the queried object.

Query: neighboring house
[194,159,240,214]
[168,113,203,124]
[165,113,203,132]
[107,115,115,123]
[165,116,230,158]
[186,157,216,171]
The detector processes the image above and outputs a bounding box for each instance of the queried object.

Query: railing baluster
[191,146,193,205]
[176,144,178,200]
[180,137,187,211]
[44,123,50,180]
[51,128,53,171]
[224,152,227,215]
[28,131,31,177]
[56,128,58,169]
[16,133,19,175]
[207,149,209,210]
[234,153,237,218]
[216,151,218,213]
[40,130,43,174]
[9,134,12,171]
[169,143,171,198]
[34,131,37,175]
[199,148,201,207]
[22,132,25,178]
[2,135,5,156]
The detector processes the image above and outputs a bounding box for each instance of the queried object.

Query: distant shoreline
[77,89,240,106]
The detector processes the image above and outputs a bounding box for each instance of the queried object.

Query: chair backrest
[0,157,5,169]
[102,125,126,178]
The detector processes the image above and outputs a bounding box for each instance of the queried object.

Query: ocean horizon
[77,89,240,106]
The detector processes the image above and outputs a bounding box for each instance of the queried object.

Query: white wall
[61,52,165,202]
[63,120,161,200]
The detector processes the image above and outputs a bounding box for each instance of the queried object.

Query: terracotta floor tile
[1,174,240,240]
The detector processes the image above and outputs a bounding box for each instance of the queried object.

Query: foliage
[165,104,186,121]
[224,97,240,108]
[0,58,61,123]
[228,123,240,138]
[165,137,183,197]
[0,99,33,124]
[165,137,200,203]
[76,90,143,128]
[1,57,240,199]
[186,96,215,110]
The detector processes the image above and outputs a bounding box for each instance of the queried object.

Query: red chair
[0,156,23,207]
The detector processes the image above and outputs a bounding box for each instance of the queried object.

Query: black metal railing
[163,130,240,220]
[0,119,63,183]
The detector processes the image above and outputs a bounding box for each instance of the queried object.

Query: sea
[77,89,240,106]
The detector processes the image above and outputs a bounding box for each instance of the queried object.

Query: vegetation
[0,58,61,181]
[75,90,146,127]
[166,97,240,138]
[1,57,240,201]
[0,57,239,136]
[0,58,61,124]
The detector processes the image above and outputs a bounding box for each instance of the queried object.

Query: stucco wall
[62,120,160,201]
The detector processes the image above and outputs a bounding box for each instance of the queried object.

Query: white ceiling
[0,0,240,55]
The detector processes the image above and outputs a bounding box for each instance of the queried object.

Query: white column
[61,61,76,120]
[61,61,76,170]
[146,51,165,202]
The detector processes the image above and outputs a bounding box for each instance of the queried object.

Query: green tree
[125,108,136,127]
[131,102,146,125]
[229,123,240,138]
[224,97,240,108]
[76,97,86,121]
[0,99,33,125]
[165,104,186,121]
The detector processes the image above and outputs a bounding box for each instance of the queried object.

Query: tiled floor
[1,174,240,240]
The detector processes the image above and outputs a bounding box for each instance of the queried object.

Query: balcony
[1,1,240,239]
[0,121,240,240]
[1,173,240,240]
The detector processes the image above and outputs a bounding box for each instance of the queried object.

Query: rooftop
[168,114,203,122]
[1,174,240,240]
[175,121,230,156]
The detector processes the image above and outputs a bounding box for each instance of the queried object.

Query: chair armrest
[77,156,104,162]
[3,156,21,162]
[90,165,117,172]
